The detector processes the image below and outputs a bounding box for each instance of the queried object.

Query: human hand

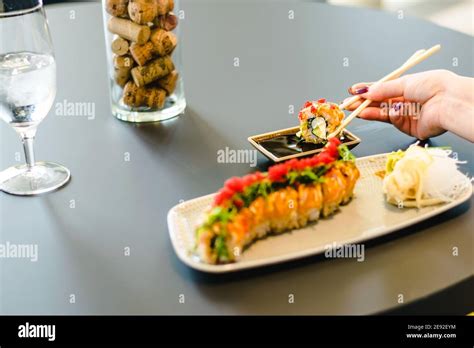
[344,70,474,142]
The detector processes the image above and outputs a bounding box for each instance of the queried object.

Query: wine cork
[150,29,177,57]
[108,17,150,45]
[123,81,167,108]
[131,55,174,86]
[106,0,129,17]
[115,67,132,87]
[156,70,178,95]
[128,0,158,25]
[130,29,177,66]
[157,0,174,16]
[129,42,155,66]
[111,37,129,56]
[114,55,135,69]
[154,12,178,31]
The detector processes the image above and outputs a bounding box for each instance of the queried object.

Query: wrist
[440,75,474,142]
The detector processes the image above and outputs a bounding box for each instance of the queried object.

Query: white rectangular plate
[167,154,472,273]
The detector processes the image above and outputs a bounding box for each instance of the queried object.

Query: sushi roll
[297,99,344,144]
[195,138,360,264]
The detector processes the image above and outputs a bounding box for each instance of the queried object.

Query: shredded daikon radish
[383,144,471,208]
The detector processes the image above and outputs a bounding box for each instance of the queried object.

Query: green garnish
[298,168,323,184]
[338,144,356,162]
[386,150,405,174]
[214,234,229,260]
[203,145,355,228]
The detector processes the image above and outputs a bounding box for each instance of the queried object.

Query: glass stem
[21,135,36,170]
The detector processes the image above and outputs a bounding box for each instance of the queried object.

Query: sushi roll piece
[296,99,345,144]
[195,138,360,264]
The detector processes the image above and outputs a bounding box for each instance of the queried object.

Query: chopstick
[339,49,426,110]
[329,44,441,138]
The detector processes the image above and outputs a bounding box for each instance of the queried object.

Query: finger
[349,70,443,102]
[344,100,382,110]
[360,77,408,101]
[357,105,418,125]
[348,82,374,95]
[343,97,405,111]
[356,107,391,123]
[388,101,422,119]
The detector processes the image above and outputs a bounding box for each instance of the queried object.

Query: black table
[0,1,472,315]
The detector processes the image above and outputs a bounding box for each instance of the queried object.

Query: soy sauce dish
[248,126,361,162]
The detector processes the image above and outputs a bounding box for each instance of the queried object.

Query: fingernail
[354,86,369,95]
[389,102,403,117]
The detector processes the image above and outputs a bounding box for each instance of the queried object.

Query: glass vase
[102,0,186,122]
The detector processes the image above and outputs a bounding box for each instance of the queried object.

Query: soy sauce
[259,133,351,159]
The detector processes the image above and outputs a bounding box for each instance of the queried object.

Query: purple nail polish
[354,86,369,95]
[392,102,403,112]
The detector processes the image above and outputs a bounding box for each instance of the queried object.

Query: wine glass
[0,0,70,195]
